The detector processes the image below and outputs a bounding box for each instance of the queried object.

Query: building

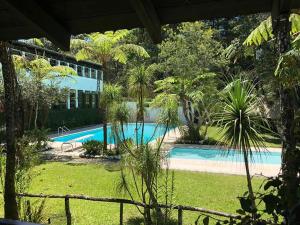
[10,41,103,110]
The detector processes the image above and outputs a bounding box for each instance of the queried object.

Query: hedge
[45,108,103,131]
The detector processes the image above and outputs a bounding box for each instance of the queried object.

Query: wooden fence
[16,192,241,225]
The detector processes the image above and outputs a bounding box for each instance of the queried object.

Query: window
[85,91,90,108]
[97,70,103,80]
[50,59,58,66]
[69,63,76,71]
[91,69,96,79]
[78,90,84,108]
[84,67,90,78]
[60,61,67,66]
[91,93,96,108]
[77,66,82,76]
[70,90,76,109]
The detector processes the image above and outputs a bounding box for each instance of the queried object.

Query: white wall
[126,101,187,124]
[54,76,101,92]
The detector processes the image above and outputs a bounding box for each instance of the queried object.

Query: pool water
[168,147,281,165]
[52,123,167,144]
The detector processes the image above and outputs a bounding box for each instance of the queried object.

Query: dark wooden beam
[129,0,161,43]
[2,0,70,50]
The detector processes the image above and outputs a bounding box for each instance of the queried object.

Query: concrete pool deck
[163,144,281,176]
[47,126,282,176]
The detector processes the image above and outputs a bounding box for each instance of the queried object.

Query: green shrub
[82,140,104,156]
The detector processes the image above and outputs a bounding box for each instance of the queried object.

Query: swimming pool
[52,123,167,144]
[168,147,281,165]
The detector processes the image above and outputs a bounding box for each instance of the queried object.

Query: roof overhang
[0,0,299,50]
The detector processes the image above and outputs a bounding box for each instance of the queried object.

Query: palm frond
[217,79,268,156]
[243,17,273,46]
[244,14,300,46]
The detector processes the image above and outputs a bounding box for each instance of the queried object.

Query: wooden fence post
[178,206,183,225]
[65,196,72,225]
[120,202,123,225]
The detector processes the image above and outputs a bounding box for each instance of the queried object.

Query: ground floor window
[70,90,76,109]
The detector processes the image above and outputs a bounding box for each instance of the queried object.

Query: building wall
[125,101,187,124]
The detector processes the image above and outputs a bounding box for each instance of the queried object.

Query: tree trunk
[274,12,299,220]
[0,41,19,220]
[103,108,108,151]
[34,101,39,129]
[242,151,257,220]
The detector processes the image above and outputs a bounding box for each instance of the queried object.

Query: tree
[217,78,268,221]
[71,30,149,81]
[156,22,225,140]
[0,41,19,219]
[154,72,218,141]
[100,83,122,150]
[71,30,149,150]
[244,13,300,219]
[13,56,76,129]
[117,83,179,225]
[128,65,153,144]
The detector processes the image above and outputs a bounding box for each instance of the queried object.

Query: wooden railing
[16,192,241,225]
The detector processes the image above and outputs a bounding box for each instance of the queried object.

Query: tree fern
[244,14,300,46]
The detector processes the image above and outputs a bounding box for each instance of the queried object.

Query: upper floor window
[84,67,90,78]
[60,61,67,66]
[69,63,76,72]
[91,69,96,79]
[50,59,58,66]
[77,66,83,76]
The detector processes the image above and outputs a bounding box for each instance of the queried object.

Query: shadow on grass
[127,217,178,225]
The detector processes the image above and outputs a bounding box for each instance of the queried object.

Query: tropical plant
[243,13,300,46]
[114,62,179,224]
[100,83,122,150]
[154,71,218,141]
[128,65,153,144]
[13,55,76,128]
[82,140,104,157]
[110,103,130,150]
[217,78,268,221]
[244,13,300,219]
[71,31,149,72]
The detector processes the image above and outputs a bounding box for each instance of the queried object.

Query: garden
[0,9,299,225]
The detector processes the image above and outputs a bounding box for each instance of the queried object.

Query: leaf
[236,209,246,215]
[203,216,209,225]
[264,178,282,190]
[239,197,253,213]
[262,194,280,214]
[244,17,273,46]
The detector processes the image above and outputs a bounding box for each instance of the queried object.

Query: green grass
[205,126,281,148]
[1,162,264,225]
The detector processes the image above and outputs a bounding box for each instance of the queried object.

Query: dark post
[119,203,123,225]
[272,0,299,216]
[272,0,299,223]
[65,197,72,225]
[178,206,183,225]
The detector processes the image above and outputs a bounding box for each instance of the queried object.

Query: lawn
[205,126,281,148]
[1,162,263,225]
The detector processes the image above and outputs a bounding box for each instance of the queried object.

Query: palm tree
[110,103,130,146]
[71,31,149,149]
[100,83,122,150]
[217,78,268,220]
[13,56,76,128]
[128,65,153,144]
[71,30,149,84]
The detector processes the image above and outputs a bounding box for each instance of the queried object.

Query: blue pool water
[52,123,167,144]
[168,147,281,165]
